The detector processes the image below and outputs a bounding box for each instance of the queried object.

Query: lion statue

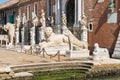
[3,23,15,46]
[39,27,88,49]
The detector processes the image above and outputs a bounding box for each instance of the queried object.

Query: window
[88,22,93,32]
[27,5,31,20]
[4,13,7,24]
[34,3,37,15]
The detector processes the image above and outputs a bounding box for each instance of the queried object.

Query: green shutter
[9,15,14,23]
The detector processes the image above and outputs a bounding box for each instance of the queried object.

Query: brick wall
[85,0,120,54]
[19,0,47,27]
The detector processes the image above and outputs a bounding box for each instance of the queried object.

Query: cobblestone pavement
[0,48,54,67]
[0,47,120,68]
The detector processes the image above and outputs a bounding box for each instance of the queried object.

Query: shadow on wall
[95,6,109,34]
[110,26,120,58]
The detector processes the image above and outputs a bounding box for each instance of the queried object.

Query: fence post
[42,48,45,58]
[58,50,60,61]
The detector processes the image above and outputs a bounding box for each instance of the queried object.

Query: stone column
[30,27,35,45]
[15,27,19,45]
[74,0,82,27]
[55,0,61,33]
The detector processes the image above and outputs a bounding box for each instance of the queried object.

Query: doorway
[66,0,75,27]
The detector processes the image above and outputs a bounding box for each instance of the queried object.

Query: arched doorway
[66,0,75,27]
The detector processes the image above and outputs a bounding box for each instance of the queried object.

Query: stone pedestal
[30,27,35,45]
[15,27,19,45]
[21,27,24,44]
[112,52,120,59]
[81,27,88,42]
[44,46,69,55]
[66,49,89,58]
[39,27,45,42]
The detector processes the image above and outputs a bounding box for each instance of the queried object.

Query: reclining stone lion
[39,27,88,49]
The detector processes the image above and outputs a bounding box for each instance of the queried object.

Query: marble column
[15,27,19,45]
[30,27,35,45]
[55,0,61,33]
[74,0,82,27]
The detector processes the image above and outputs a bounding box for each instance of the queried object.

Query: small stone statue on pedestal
[30,12,38,45]
[3,23,15,48]
[15,15,21,45]
[40,9,46,28]
[21,13,27,44]
[81,14,88,42]
[39,9,46,42]
[32,12,38,27]
[61,11,68,35]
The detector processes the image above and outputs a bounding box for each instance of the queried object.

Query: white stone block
[66,49,90,58]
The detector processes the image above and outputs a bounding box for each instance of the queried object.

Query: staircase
[10,62,93,73]
[112,31,120,58]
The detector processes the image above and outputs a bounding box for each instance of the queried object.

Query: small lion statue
[39,27,87,50]
[3,23,15,47]
[92,43,109,61]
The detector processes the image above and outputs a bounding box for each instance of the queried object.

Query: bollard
[58,50,60,61]
[42,48,45,58]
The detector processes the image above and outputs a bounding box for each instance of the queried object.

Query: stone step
[66,50,90,58]
[113,31,120,58]
[14,72,33,78]
[10,62,93,73]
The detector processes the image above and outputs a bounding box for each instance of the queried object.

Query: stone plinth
[30,27,35,45]
[66,49,90,58]
[14,72,33,77]
[44,46,69,55]
[112,52,120,59]
[15,27,19,45]
[0,67,12,73]
[81,27,88,42]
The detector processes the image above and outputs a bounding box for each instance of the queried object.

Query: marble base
[66,49,90,58]
[44,46,69,55]
[112,52,120,59]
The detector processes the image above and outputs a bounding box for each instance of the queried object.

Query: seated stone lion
[39,27,88,50]
[3,23,15,46]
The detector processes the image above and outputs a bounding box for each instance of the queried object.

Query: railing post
[42,48,45,58]
[30,46,33,54]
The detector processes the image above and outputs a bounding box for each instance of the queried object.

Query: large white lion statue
[39,27,88,49]
[4,23,15,46]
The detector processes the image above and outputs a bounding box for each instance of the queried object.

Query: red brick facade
[85,0,120,54]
